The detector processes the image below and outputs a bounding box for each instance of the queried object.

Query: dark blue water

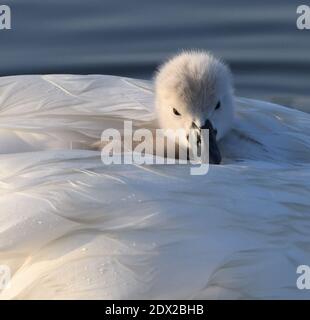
[0,0,309,111]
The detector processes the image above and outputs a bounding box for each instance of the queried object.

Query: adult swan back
[0,73,309,299]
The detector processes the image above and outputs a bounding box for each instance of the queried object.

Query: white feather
[0,73,309,299]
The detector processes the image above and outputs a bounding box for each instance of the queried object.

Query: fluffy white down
[0,74,309,299]
[155,51,234,142]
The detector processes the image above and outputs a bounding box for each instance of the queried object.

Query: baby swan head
[155,51,234,164]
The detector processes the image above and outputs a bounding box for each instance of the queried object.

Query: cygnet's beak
[200,120,222,164]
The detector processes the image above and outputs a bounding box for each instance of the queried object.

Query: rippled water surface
[0,0,309,111]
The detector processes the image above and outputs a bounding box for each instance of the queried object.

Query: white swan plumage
[0,55,310,299]
[155,51,235,164]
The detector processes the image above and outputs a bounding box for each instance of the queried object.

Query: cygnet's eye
[215,101,221,110]
[173,108,181,116]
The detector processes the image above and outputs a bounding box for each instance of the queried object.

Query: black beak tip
[204,121,222,165]
[210,154,222,165]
